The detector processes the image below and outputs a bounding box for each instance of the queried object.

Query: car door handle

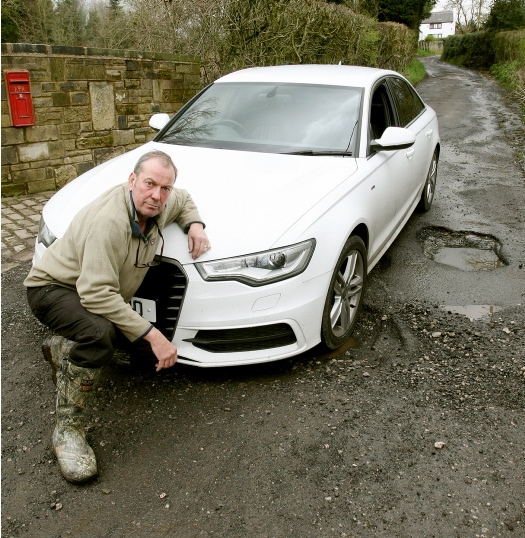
[426,129,433,138]
[406,148,415,159]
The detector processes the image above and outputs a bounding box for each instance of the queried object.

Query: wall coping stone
[1,43,199,64]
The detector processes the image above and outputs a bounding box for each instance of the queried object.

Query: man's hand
[143,326,177,372]
[187,222,210,260]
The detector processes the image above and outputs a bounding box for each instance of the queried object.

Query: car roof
[215,64,399,87]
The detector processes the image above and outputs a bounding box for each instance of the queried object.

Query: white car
[35,64,440,367]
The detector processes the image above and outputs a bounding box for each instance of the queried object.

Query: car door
[387,76,433,220]
[363,80,414,263]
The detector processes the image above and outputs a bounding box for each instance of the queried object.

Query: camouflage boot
[42,335,75,385]
[53,360,101,484]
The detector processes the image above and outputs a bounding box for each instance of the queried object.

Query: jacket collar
[128,190,158,243]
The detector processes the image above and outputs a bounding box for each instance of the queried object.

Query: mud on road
[2,58,524,538]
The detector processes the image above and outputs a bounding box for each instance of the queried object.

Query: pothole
[418,227,506,271]
[440,304,502,320]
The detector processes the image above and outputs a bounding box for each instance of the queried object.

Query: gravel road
[2,57,524,538]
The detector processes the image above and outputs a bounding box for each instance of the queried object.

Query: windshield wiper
[283,150,353,156]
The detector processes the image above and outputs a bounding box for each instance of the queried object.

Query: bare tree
[122,0,227,56]
[445,0,495,31]
[111,0,229,83]
[85,0,132,49]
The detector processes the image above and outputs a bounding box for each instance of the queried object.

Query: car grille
[133,261,187,341]
[184,324,297,353]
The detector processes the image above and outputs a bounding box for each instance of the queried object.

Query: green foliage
[84,0,132,49]
[357,0,380,18]
[1,0,55,44]
[493,29,525,61]
[224,0,378,70]
[53,0,87,45]
[85,7,102,45]
[376,0,436,31]
[485,0,525,31]
[491,59,523,83]
[402,58,427,85]
[2,0,417,86]
[491,60,525,114]
[376,21,417,71]
[1,0,23,42]
[222,0,416,76]
[442,32,495,68]
[491,30,525,114]
[443,27,523,77]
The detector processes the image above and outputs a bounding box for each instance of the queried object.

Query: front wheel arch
[321,235,368,350]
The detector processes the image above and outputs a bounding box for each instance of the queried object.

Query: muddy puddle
[440,304,502,320]
[418,227,506,271]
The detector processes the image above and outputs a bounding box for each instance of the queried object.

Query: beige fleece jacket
[24,182,203,341]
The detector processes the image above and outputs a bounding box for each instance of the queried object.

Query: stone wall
[1,44,201,197]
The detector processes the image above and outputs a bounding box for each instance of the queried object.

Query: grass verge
[403,58,428,85]
[490,60,525,120]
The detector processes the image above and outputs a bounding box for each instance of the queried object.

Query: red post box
[5,70,35,127]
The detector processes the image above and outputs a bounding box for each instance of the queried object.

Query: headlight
[196,239,316,286]
[37,216,57,247]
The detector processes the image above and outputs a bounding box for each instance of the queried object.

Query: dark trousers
[27,284,155,369]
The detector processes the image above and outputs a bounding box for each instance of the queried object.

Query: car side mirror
[149,113,170,131]
[370,126,416,152]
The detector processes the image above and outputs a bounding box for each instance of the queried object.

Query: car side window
[369,83,394,144]
[388,77,425,127]
[409,86,425,117]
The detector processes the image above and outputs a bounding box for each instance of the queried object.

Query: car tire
[321,235,367,350]
[417,148,438,212]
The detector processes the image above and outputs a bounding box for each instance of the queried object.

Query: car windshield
[157,82,362,154]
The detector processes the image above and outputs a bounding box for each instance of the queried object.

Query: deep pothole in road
[418,227,507,271]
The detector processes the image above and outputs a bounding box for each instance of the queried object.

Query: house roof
[422,11,454,24]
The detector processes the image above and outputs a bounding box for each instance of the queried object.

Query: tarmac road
[2,57,524,538]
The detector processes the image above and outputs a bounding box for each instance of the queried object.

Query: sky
[434,0,451,11]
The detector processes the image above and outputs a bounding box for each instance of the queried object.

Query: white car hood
[44,142,358,264]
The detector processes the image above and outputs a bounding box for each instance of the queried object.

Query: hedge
[442,31,495,69]
[219,0,416,76]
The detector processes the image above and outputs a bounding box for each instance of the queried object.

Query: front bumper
[136,260,330,367]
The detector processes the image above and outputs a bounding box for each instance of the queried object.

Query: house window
[430,23,442,29]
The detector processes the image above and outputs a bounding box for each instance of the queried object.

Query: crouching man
[24,150,210,484]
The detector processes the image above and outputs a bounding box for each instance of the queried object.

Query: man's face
[128,157,175,223]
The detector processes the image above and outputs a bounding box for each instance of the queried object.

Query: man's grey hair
[133,150,178,179]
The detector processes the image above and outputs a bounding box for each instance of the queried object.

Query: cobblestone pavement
[1,192,53,273]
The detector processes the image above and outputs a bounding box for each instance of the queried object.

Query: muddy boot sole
[53,424,98,484]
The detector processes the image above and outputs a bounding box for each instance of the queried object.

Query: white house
[420,11,455,40]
